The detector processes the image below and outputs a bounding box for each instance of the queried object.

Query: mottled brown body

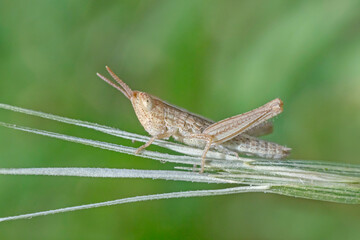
[97,66,291,172]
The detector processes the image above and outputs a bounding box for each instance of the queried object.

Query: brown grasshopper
[97,66,291,173]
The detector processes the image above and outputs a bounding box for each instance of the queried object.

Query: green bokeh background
[0,0,360,239]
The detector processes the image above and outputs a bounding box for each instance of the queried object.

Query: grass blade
[0,186,269,222]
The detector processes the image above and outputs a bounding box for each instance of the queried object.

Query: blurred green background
[0,0,360,239]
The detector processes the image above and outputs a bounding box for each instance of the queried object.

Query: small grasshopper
[97,66,291,172]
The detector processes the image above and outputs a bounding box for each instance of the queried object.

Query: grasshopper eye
[141,95,153,111]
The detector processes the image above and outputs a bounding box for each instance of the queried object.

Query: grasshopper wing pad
[243,121,273,137]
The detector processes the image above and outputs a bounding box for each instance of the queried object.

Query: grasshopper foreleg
[135,132,173,154]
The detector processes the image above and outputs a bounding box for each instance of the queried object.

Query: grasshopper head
[97,66,165,135]
[132,91,165,135]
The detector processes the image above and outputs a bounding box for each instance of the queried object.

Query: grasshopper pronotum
[97,66,291,173]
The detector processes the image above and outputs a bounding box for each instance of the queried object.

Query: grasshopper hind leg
[200,138,213,173]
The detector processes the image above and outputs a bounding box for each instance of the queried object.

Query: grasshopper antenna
[96,66,133,99]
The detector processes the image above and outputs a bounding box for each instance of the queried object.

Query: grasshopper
[97,66,291,173]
